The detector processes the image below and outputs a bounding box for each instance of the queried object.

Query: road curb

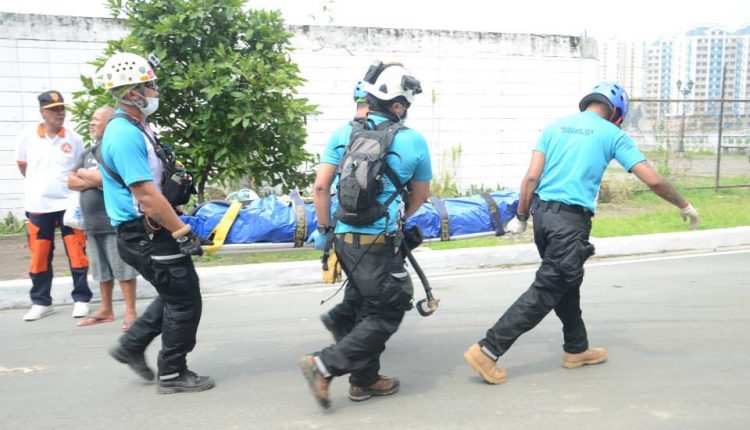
[1,226,749,310]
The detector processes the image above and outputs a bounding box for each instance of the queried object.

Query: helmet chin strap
[117,87,148,109]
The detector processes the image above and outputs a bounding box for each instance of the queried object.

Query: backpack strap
[109,113,173,169]
[92,143,127,189]
[377,121,407,208]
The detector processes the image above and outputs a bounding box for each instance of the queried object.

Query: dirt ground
[0,233,74,282]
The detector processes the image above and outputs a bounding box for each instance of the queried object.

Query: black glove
[176,230,204,256]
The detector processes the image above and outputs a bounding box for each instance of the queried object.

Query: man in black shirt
[68,106,139,331]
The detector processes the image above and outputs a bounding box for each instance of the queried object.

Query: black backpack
[336,118,406,226]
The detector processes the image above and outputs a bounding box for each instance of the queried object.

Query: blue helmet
[579,81,629,126]
[353,80,367,102]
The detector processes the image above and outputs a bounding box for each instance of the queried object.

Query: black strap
[432,197,451,241]
[377,122,407,209]
[92,143,127,189]
[480,193,505,236]
[109,113,175,170]
[289,189,307,248]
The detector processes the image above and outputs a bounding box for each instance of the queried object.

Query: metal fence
[621,98,750,190]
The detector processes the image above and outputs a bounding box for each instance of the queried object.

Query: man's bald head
[90,106,115,142]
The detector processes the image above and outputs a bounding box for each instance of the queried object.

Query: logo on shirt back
[561,126,593,136]
[61,143,72,154]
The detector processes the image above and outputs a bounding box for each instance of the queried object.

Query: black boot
[157,370,215,394]
[320,313,348,343]
[108,342,155,381]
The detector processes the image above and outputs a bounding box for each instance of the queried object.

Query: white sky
[1,0,748,40]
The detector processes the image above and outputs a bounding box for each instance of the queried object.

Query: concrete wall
[0,13,128,216]
[0,13,599,217]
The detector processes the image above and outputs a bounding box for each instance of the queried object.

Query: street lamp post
[676,79,694,153]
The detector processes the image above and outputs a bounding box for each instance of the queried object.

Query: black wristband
[516,212,529,222]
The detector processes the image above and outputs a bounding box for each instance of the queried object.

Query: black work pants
[326,283,359,337]
[480,199,595,357]
[318,234,412,387]
[115,219,203,378]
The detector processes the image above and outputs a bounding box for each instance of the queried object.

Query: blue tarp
[406,190,519,238]
[181,191,519,244]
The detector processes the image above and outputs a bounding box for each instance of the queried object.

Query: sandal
[77,315,114,327]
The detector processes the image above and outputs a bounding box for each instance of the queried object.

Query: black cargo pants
[318,233,413,387]
[115,219,203,378]
[480,198,596,357]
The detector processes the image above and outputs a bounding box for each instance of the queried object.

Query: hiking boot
[563,347,608,369]
[157,370,215,394]
[320,313,348,343]
[299,355,332,409]
[463,343,507,385]
[108,343,155,381]
[349,375,400,402]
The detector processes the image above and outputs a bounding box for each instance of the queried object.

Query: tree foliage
[71,0,318,201]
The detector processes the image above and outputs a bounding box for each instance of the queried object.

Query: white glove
[506,216,527,234]
[680,203,699,230]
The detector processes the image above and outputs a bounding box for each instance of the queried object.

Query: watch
[317,224,332,234]
[516,212,530,222]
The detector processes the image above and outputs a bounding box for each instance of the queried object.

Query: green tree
[71,0,318,202]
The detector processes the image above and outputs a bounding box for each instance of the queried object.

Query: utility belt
[117,217,163,234]
[116,217,184,268]
[117,218,148,234]
[534,199,593,218]
[337,232,393,246]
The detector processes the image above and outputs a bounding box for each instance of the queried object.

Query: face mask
[138,97,159,116]
[398,106,408,124]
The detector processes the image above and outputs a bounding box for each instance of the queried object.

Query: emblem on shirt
[61,143,72,154]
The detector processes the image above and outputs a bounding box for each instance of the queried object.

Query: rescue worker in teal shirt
[464,82,700,385]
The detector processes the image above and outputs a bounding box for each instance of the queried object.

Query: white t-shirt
[16,124,84,213]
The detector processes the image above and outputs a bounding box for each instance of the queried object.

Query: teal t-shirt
[100,111,157,226]
[535,111,646,213]
[321,113,433,234]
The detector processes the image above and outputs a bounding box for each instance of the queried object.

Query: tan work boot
[463,343,507,384]
[299,355,332,409]
[349,375,400,402]
[563,347,608,369]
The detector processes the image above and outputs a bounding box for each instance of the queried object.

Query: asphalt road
[1,250,748,430]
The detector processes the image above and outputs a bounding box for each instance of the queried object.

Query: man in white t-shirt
[15,90,92,321]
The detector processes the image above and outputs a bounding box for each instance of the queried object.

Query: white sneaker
[23,305,55,321]
[72,302,90,318]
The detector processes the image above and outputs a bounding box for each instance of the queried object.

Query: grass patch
[0,213,25,236]
[425,232,533,250]
[194,249,321,267]
[593,186,750,237]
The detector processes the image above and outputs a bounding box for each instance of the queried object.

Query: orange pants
[26,210,91,305]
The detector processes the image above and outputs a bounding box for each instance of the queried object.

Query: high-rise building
[606,25,750,116]
[601,38,646,98]
[602,25,750,152]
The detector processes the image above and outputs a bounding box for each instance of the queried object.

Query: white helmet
[363,65,422,105]
[102,52,157,90]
